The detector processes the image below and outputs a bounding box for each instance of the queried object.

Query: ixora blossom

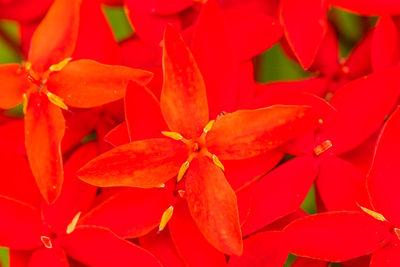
[77,24,320,256]
[284,107,400,266]
[0,0,152,204]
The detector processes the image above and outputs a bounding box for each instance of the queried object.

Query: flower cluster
[0,0,400,266]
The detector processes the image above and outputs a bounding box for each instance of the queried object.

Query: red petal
[241,156,316,236]
[104,122,131,147]
[236,61,256,107]
[284,211,391,262]
[228,231,289,267]
[80,187,173,238]
[77,138,187,188]
[48,59,153,108]
[0,64,28,109]
[370,240,400,267]
[371,16,400,72]
[152,0,194,14]
[185,156,243,255]
[0,119,25,156]
[330,0,400,15]
[28,0,80,72]
[161,25,209,139]
[29,248,69,267]
[25,92,65,204]
[9,250,32,267]
[291,257,328,267]
[169,202,227,267]
[317,66,400,155]
[263,209,308,232]
[280,0,327,69]
[368,107,400,226]
[0,0,52,22]
[62,226,161,267]
[0,196,42,250]
[206,106,319,160]
[192,0,239,118]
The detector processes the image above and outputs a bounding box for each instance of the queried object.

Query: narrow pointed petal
[77,138,187,188]
[80,187,174,238]
[228,231,289,267]
[0,196,42,250]
[185,156,243,255]
[284,211,391,262]
[192,0,239,118]
[344,30,373,80]
[169,202,227,267]
[25,92,65,204]
[161,25,209,139]
[318,66,400,155]
[330,0,400,15]
[280,0,327,69]
[28,0,81,72]
[372,16,400,72]
[241,156,316,236]
[0,64,27,109]
[317,156,370,211]
[62,226,161,267]
[47,59,153,108]
[206,105,319,160]
[29,248,69,267]
[368,107,400,226]
[370,240,400,267]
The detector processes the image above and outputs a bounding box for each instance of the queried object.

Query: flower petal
[0,64,28,109]
[330,0,400,15]
[29,248,69,267]
[161,25,209,139]
[47,59,153,108]
[206,105,319,160]
[62,226,161,267]
[25,92,65,204]
[28,0,80,72]
[284,211,390,262]
[0,0,52,22]
[291,257,328,267]
[370,240,400,267]
[185,156,243,255]
[77,138,187,188]
[104,122,131,147]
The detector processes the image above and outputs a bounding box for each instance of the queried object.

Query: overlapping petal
[0,64,28,109]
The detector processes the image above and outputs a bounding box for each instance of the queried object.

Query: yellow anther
[47,91,68,110]
[49,57,72,72]
[161,131,183,141]
[22,93,28,114]
[318,118,324,124]
[178,190,186,198]
[156,183,166,188]
[360,206,386,222]
[66,211,82,234]
[212,154,224,172]
[40,236,53,249]
[394,228,400,239]
[177,161,190,182]
[159,206,174,232]
[313,140,332,156]
[24,61,32,71]
[203,120,215,134]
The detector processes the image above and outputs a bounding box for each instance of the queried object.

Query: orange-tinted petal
[206,105,318,160]
[185,156,243,255]
[0,64,28,109]
[161,25,209,139]
[25,92,65,204]
[77,138,187,188]
[29,248,69,267]
[47,59,153,108]
[28,0,81,72]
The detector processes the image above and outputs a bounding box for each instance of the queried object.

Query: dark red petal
[48,59,153,108]
[152,0,194,14]
[206,106,319,160]
[241,156,316,236]
[192,0,239,118]
[280,0,327,69]
[25,92,65,204]
[0,64,28,109]
[9,250,32,267]
[330,0,400,15]
[228,231,289,267]
[316,156,370,211]
[370,240,400,267]
[317,66,400,155]
[161,25,209,139]
[291,257,328,267]
[371,16,400,72]
[169,202,227,267]
[185,156,243,255]
[284,211,391,262]
[29,248,69,267]
[77,138,187,188]
[262,209,308,232]
[368,107,400,226]
[28,0,80,72]
[0,196,41,250]
[62,226,161,267]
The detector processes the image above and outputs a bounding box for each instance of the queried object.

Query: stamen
[177,161,190,182]
[159,206,174,232]
[360,206,386,222]
[49,58,72,72]
[178,190,185,198]
[161,131,183,141]
[212,154,224,172]
[22,93,28,114]
[394,228,400,239]
[203,120,215,134]
[156,183,165,188]
[66,211,81,234]
[46,92,68,110]
[24,61,32,71]
[40,236,53,249]
[313,140,332,156]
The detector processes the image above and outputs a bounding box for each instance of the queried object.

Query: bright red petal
[161,25,209,139]
[370,240,400,267]
[104,122,131,147]
[0,64,28,109]
[0,0,52,22]
[291,257,328,267]
[330,0,400,15]
[25,92,65,204]
[29,248,69,267]
[152,0,193,14]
